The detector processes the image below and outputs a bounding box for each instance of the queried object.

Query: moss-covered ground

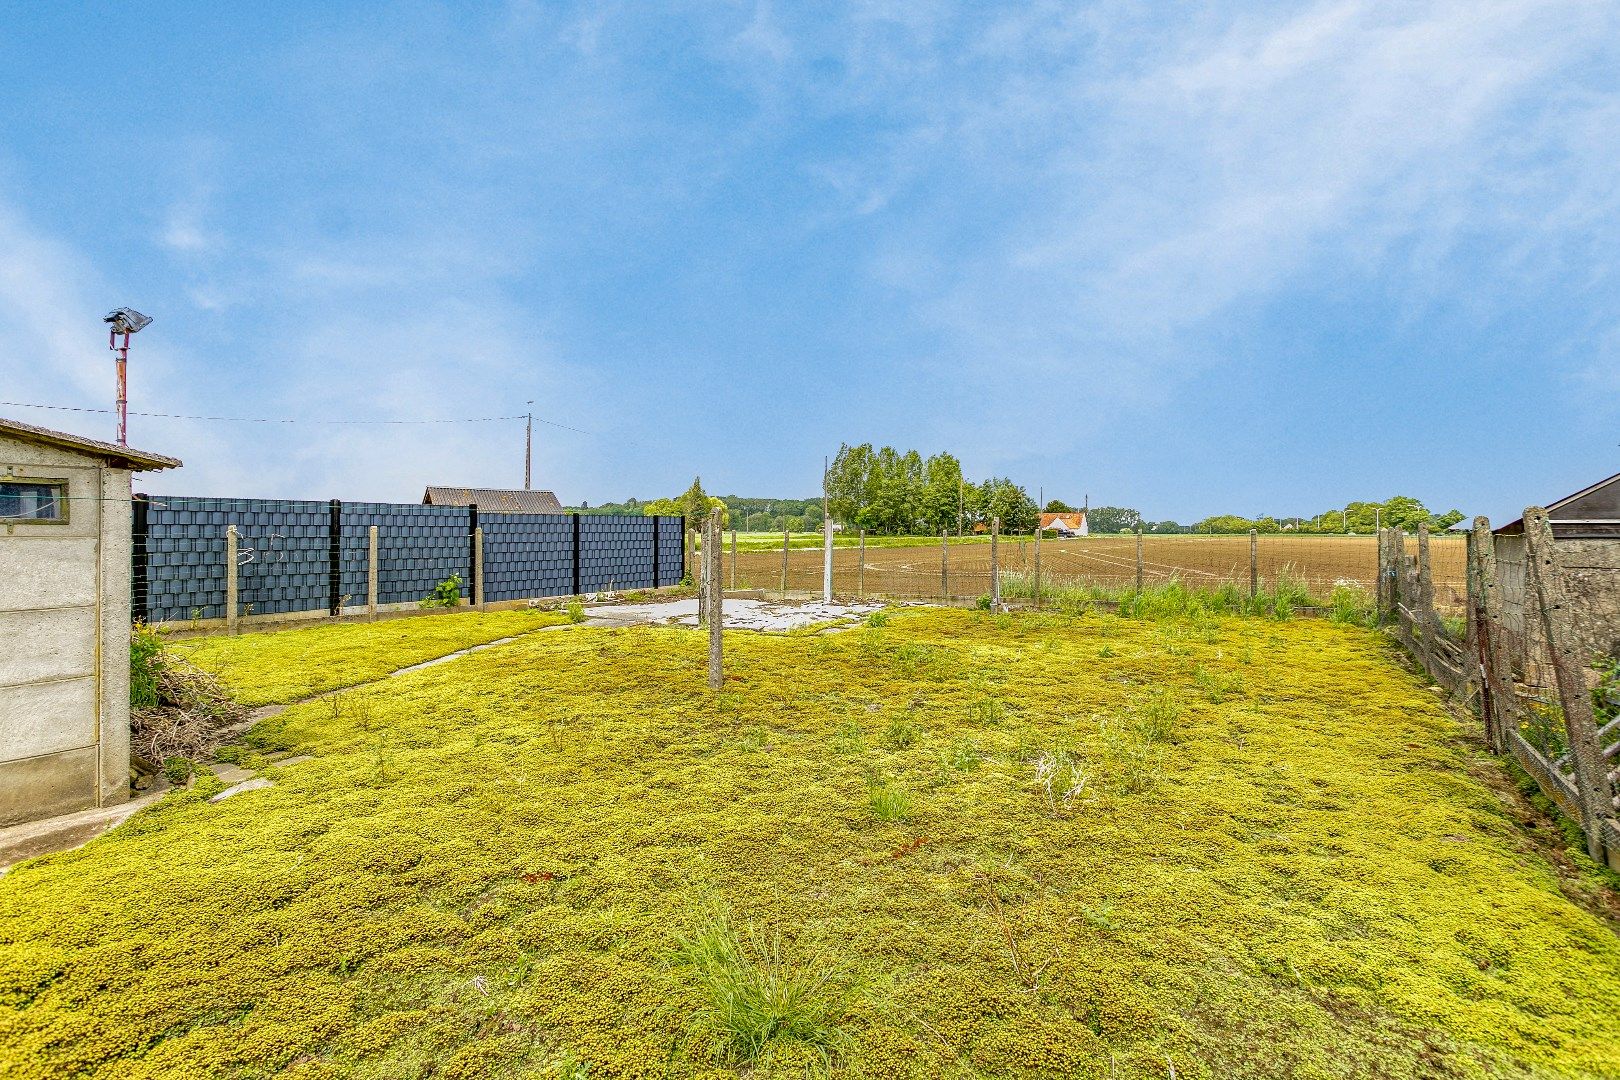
[170,608,572,706]
[3,608,1619,1078]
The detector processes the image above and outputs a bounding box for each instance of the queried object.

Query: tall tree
[1087,506,1142,534]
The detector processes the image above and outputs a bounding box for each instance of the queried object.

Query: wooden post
[1249,529,1259,598]
[474,527,486,610]
[1380,527,1393,621]
[707,509,723,690]
[1416,522,1437,626]
[730,528,737,591]
[1135,528,1145,593]
[1525,506,1614,862]
[941,530,949,600]
[858,529,866,598]
[1393,531,1406,615]
[697,523,708,624]
[988,518,998,605]
[780,528,790,598]
[1032,520,1041,609]
[366,525,379,621]
[225,524,239,635]
[1470,516,1509,751]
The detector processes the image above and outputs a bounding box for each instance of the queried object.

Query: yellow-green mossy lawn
[170,608,572,706]
[3,609,1619,1078]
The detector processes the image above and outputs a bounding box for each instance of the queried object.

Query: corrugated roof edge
[0,416,181,471]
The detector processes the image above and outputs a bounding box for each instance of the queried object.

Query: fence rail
[133,495,685,626]
[1384,515,1620,869]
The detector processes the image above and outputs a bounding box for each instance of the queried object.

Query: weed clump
[670,914,852,1067]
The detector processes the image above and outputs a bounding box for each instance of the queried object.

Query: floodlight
[103,307,152,335]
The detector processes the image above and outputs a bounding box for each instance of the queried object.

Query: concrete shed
[0,417,179,827]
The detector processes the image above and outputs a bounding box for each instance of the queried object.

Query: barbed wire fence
[720,526,1467,611]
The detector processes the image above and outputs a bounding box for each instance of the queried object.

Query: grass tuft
[671,913,852,1066]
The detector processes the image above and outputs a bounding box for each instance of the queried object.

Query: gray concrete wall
[0,432,132,827]
[1492,532,1620,677]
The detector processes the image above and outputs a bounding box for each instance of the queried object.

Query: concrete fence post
[823,516,833,603]
[1524,506,1615,864]
[367,525,379,621]
[474,527,486,610]
[941,530,949,600]
[730,528,738,591]
[707,509,724,690]
[1249,529,1259,598]
[225,524,239,635]
[990,517,1001,608]
[780,528,790,598]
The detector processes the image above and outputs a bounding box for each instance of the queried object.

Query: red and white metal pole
[110,328,131,446]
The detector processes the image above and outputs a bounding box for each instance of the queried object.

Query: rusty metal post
[1249,529,1259,598]
[1032,518,1041,609]
[990,517,1000,608]
[1135,527,1144,593]
[858,529,866,598]
[1525,506,1614,862]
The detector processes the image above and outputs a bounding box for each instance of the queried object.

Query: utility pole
[524,401,533,490]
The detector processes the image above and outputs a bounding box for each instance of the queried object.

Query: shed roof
[423,486,563,513]
[1495,469,1620,536]
[1039,512,1087,531]
[0,416,181,471]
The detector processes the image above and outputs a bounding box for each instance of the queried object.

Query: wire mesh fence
[726,530,1467,608]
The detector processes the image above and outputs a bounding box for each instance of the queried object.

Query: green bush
[130,623,165,709]
[420,574,464,609]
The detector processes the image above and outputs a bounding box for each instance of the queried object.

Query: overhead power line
[0,399,596,435]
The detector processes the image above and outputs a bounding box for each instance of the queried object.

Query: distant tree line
[825,444,1038,534]
[576,480,824,533]
[575,482,1461,538]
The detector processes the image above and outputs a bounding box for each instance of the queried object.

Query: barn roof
[1039,512,1087,531]
[1495,469,1620,537]
[423,486,564,513]
[0,416,181,471]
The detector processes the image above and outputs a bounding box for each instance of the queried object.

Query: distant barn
[423,486,563,514]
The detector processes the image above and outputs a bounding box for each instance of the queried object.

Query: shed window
[0,480,68,522]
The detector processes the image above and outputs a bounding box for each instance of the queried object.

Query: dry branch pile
[131,647,246,764]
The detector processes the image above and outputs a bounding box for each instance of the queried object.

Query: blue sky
[1,1,1616,524]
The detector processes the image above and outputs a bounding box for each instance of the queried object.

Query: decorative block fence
[132,495,685,624]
